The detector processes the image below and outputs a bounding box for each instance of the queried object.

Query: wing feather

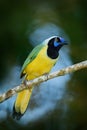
[20,44,44,78]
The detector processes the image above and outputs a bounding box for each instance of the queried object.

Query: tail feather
[12,105,23,120]
[12,88,33,120]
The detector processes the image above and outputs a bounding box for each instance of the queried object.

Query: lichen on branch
[0,60,87,103]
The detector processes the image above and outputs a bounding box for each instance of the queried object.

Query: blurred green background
[0,0,87,130]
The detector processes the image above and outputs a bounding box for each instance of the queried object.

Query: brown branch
[0,60,87,103]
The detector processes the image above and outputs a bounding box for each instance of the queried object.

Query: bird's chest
[25,46,58,79]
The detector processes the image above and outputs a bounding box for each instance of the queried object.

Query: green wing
[20,43,44,78]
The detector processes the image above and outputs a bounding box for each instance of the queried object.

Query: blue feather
[54,41,59,47]
[60,37,65,43]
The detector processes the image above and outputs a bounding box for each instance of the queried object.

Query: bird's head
[44,36,68,59]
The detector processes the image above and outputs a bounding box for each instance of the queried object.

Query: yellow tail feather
[15,88,33,114]
[13,87,33,119]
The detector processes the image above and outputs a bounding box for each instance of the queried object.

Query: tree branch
[0,60,87,103]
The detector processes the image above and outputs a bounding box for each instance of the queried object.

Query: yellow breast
[24,45,58,80]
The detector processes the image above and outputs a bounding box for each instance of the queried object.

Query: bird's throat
[47,47,59,59]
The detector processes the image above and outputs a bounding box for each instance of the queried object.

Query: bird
[12,36,68,120]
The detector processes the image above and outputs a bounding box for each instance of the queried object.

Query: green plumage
[20,44,44,78]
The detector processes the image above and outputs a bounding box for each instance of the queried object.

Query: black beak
[61,41,68,45]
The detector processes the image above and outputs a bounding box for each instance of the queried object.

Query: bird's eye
[53,37,60,47]
[54,41,59,47]
[57,37,61,42]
